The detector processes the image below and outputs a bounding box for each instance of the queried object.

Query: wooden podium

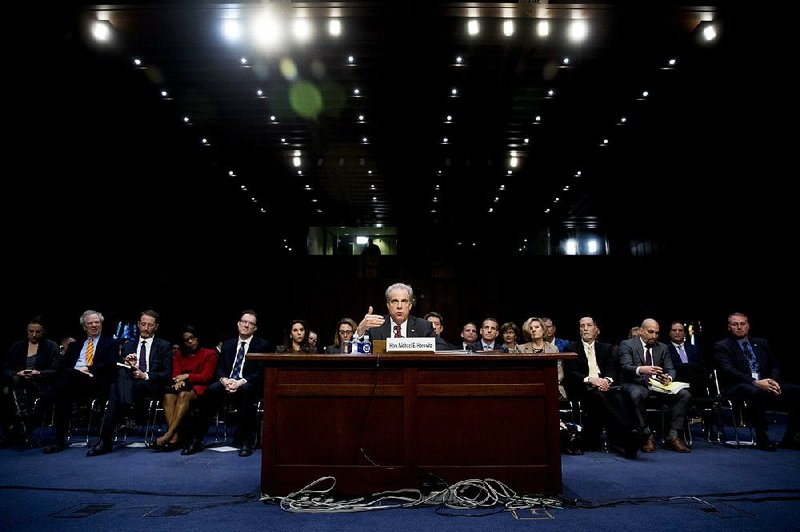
[249,352,574,496]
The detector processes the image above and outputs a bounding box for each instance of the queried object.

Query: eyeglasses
[339,329,353,335]
[239,319,257,327]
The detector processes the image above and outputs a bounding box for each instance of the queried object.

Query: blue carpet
[1,423,799,531]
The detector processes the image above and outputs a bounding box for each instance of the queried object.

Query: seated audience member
[618,319,692,454]
[499,321,521,353]
[324,318,357,354]
[714,312,800,451]
[666,321,708,396]
[564,316,645,456]
[204,310,269,457]
[307,330,319,353]
[521,317,533,342]
[519,317,557,354]
[1,317,60,444]
[156,325,217,455]
[424,312,459,350]
[519,317,562,393]
[355,283,435,340]
[542,317,571,352]
[460,322,479,350]
[520,316,581,454]
[37,310,117,454]
[275,320,315,354]
[468,318,509,352]
[87,310,173,457]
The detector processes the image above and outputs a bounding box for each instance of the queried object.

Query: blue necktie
[138,340,147,371]
[742,341,760,377]
[231,341,246,379]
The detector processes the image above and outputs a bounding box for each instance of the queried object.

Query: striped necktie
[231,341,246,379]
[85,337,95,366]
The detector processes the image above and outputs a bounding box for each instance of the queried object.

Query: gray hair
[79,310,104,326]
[385,282,414,303]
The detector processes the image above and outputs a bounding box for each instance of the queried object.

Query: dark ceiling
[37,2,767,256]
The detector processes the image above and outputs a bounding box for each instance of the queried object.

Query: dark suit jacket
[366,315,435,341]
[57,335,118,382]
[714,336,780,393]
[215,336,270,385]
[618,338,676,385]
[4,339,60,379]
[435,336,459,351]
[667,342,703,368]
[467,341,509,353]
[120,336,173,388]
[564,340,616,397]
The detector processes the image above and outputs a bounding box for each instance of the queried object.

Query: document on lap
[648,378,690,394]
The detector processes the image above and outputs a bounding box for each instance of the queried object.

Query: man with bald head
[618,318,692,454]
[714,312,800,451]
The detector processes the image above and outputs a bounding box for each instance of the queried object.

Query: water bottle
[600,427,610,453]
[360,334,372,354]
[350,336,359,354]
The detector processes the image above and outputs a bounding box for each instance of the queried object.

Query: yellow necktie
[85,337,95,366]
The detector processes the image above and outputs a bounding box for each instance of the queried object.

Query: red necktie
[393,325,402,338]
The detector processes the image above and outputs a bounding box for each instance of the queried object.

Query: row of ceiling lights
[89,13,718,253]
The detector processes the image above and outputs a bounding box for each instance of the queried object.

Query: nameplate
[386,338,436,352]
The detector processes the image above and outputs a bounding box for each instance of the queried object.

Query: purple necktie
[393,325,402,338]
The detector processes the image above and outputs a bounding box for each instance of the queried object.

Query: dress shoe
[755,439,778,451]
[620,429,645,459]
[238,442,253,457]
[0,433,21,448]
[86,440,113,457]
[181,439,204,456]
[664,436,691,453]
[564,444,584,455]
[153,441,179,452]
[641,434,656,453]
[43,441,67,454]
[780,433,800,450]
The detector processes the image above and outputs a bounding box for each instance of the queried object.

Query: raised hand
[357,305,385,335]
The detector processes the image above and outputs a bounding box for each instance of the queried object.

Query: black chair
[712,369,756,448]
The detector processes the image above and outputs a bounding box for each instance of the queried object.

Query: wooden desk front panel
[256,354,565,496]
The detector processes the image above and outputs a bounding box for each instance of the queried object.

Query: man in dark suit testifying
[356,282,435,341]
[618,318,692,454]
[714,312,800,451]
